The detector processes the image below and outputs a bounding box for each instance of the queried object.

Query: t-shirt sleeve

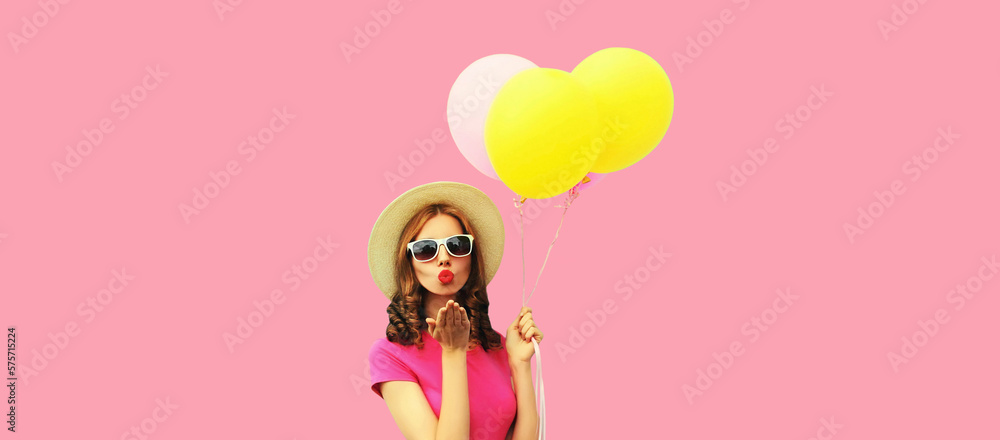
[368,339,417,399]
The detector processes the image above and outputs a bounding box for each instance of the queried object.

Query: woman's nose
[436,244,450,265]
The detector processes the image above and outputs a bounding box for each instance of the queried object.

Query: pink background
[2,0,998,438]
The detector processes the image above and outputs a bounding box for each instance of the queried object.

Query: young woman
[367,181,543,440]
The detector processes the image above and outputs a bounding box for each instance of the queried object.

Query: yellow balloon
[484,68,602,199]
[572,47,674,173]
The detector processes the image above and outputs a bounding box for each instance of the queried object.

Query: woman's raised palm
[426,300,471,351]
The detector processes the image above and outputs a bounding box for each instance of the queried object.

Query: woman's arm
[381,350,470,440]
[508,359,539,440]
[382,301,472,440]
[438,348,470,439]
[381,381,438,439]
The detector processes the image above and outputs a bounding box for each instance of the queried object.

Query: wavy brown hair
[385,203,503,352]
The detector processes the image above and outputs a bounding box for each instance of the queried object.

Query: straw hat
[368,181,504,300]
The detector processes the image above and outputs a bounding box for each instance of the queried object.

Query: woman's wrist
[442,346,468,356]
[508,359,530,371]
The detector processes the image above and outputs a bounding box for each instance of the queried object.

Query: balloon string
[525,204,568,305]
[533,338,545,440]
[514,196,544,439]
[515,197,527,307]
[513,185,583,440]
[525,186,579,305]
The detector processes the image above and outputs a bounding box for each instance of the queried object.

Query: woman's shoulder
[369,330,432,353]
[368,336,390,357]
[369,335,392,349]
[369,335,408,368]
[369,333,407,351]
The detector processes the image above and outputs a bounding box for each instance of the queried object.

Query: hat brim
[368,181,504,300]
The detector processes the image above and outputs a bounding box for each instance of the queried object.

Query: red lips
[438,269,454,284]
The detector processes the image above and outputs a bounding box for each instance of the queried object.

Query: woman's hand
[506,306,543,364]
[426,300,471,352]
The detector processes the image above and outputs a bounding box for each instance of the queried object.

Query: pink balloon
[575,172,606,192]
[447,54,538,180]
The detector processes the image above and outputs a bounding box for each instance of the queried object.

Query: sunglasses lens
[411,240,437,261]
[446,235,472,257]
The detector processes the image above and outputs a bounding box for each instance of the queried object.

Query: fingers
[513,306,531,326]
[522,320,541,342]
[435,305,446,330]
[459,306,469,326]
[524,327,537,342]
[431,301,471,337]
[520,320,534,340]
[438,300,453,329]
[437,300,467,329]
[512,307,542,342]
[523,326,543,342]
[518,310,532,329]
[518,312,534,339]
[452,303,468,327]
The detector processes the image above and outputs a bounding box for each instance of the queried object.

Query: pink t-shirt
[369,329,518,440]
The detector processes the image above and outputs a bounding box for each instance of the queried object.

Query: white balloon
[447,54,538,180]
